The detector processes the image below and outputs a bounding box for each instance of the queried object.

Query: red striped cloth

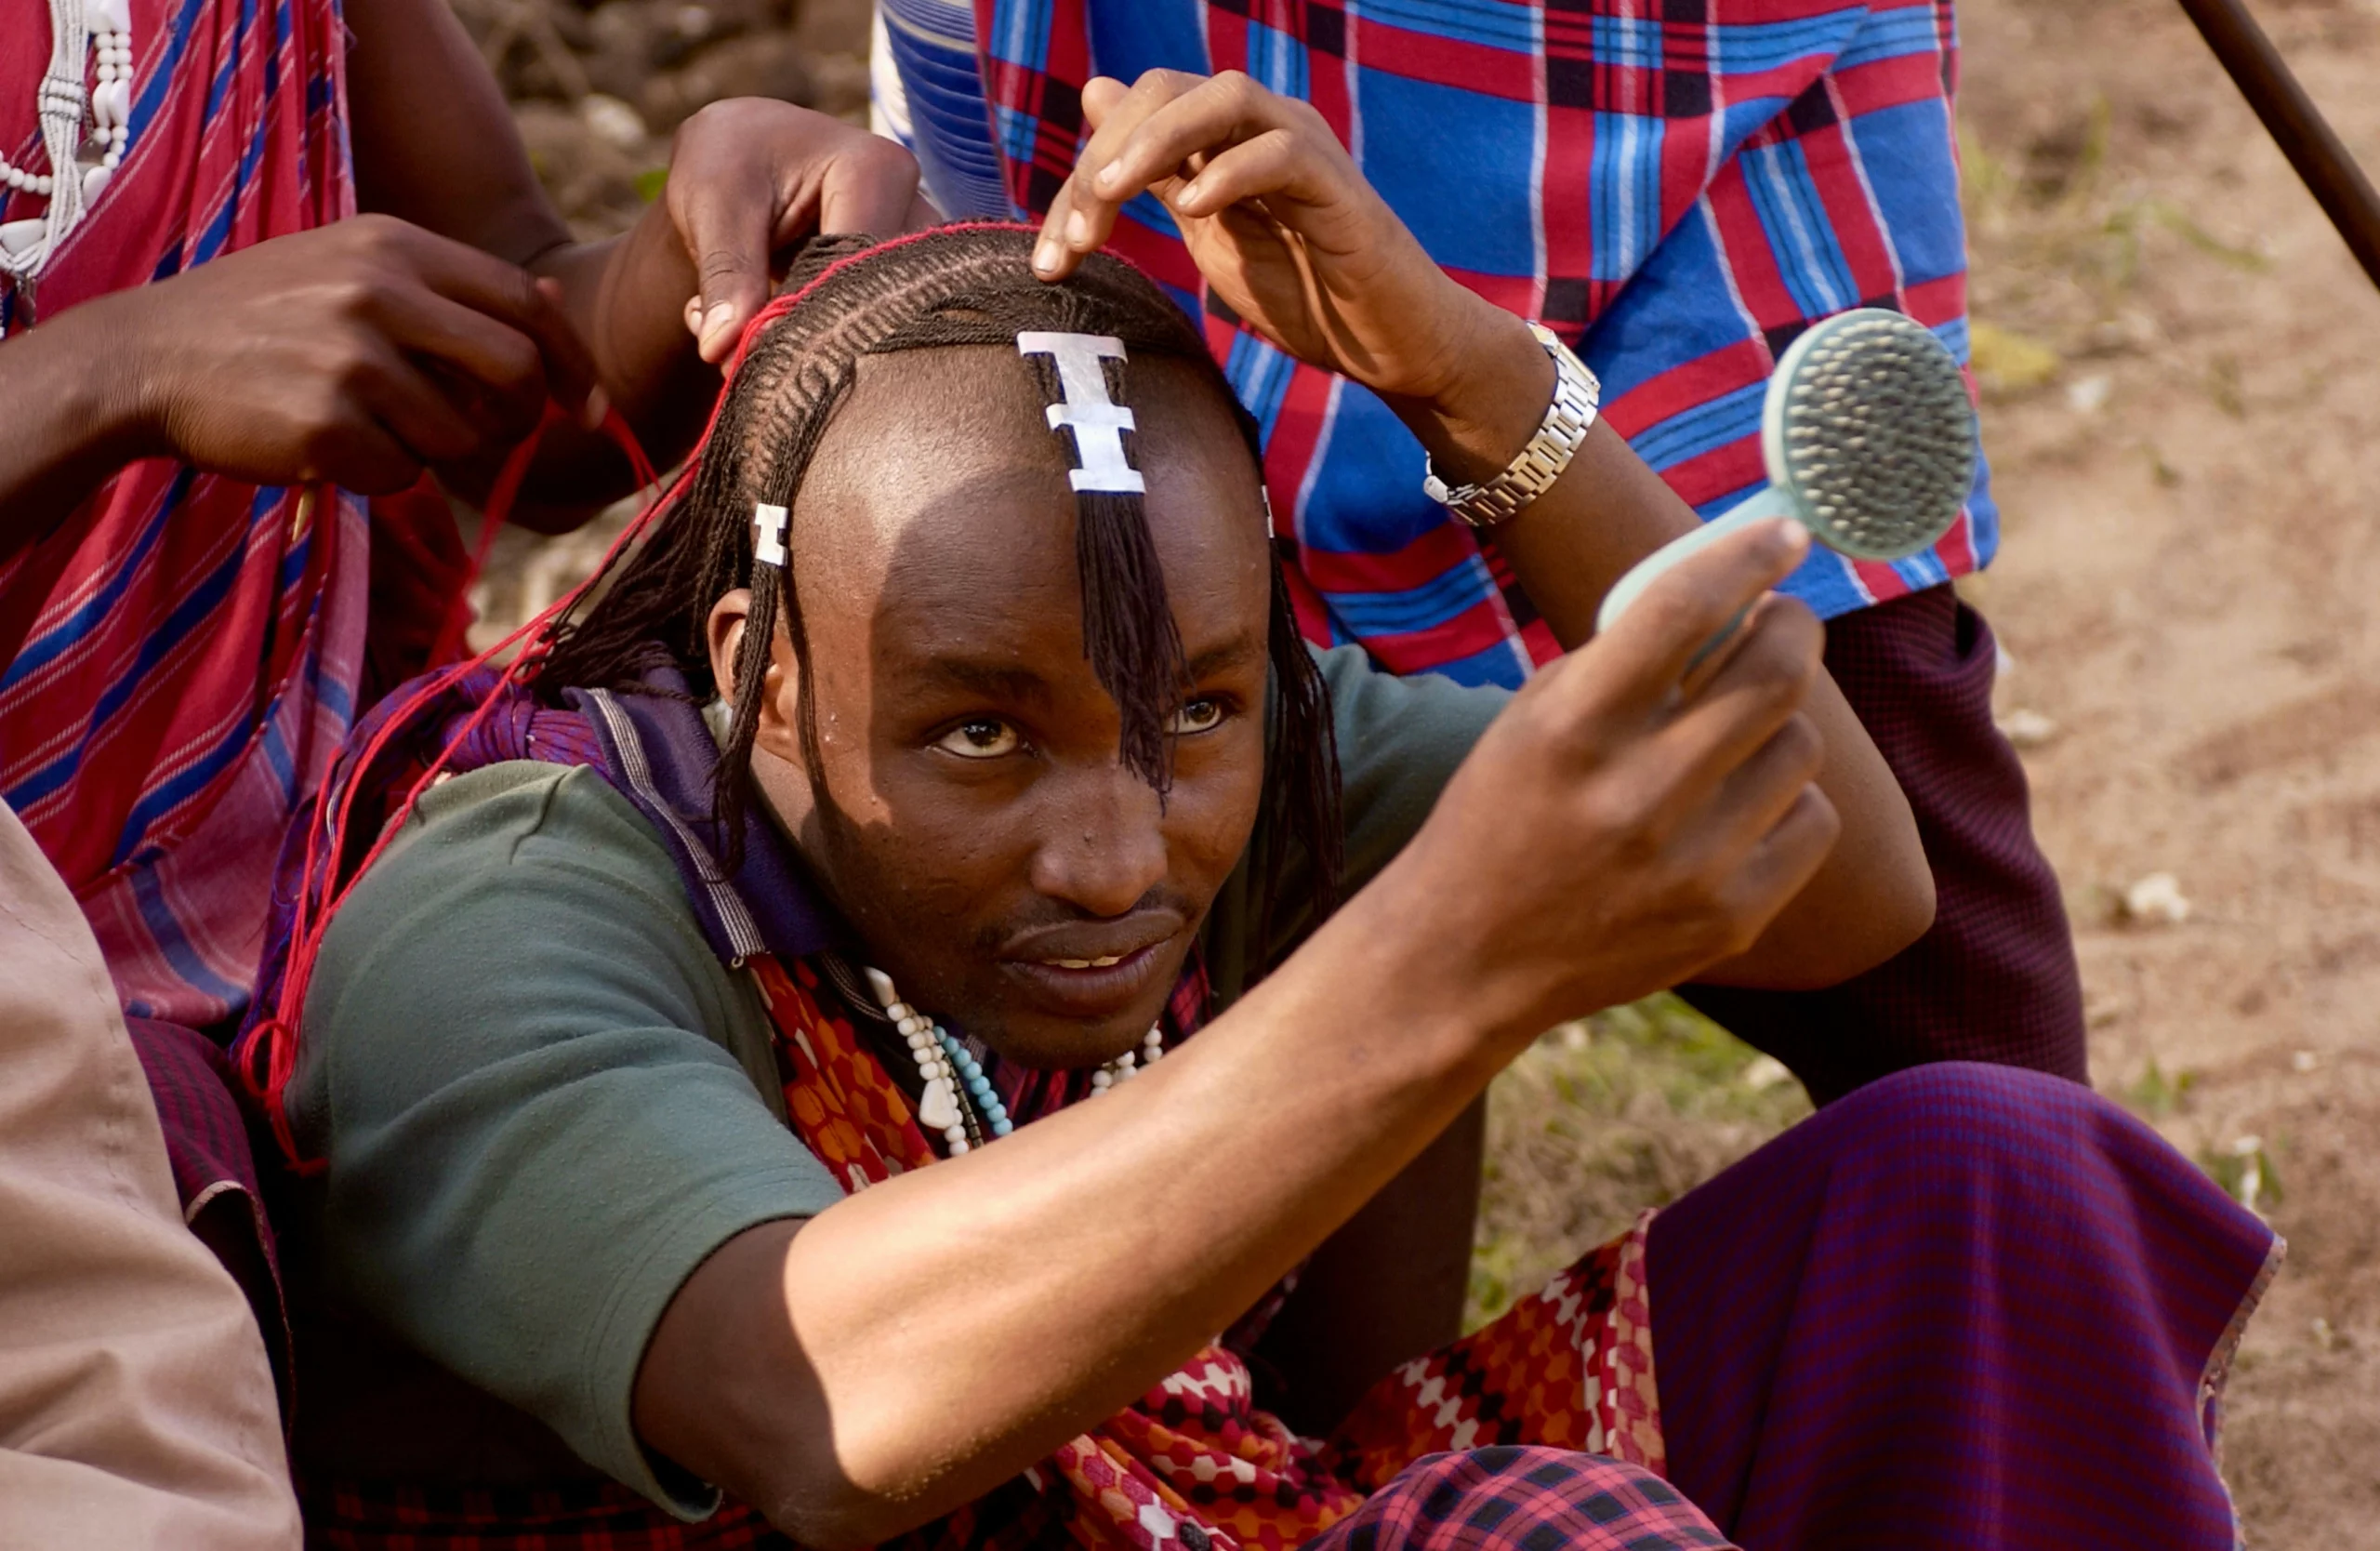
[0,0,366,1029]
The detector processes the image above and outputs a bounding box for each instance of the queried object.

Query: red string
[251,403,670,1170]
[424,401,568,669]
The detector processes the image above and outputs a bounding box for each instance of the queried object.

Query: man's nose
[1027,766,1169,918]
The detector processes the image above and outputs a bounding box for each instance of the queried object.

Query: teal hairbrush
[1595,309,1977,637]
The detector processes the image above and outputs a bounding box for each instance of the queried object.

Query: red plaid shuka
[311,952,1666,1550]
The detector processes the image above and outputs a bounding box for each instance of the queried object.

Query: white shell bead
[918,1075,961,1131]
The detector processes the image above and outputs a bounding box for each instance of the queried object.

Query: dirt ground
[1961,0,2380,1539]
[468,0,2380,1539]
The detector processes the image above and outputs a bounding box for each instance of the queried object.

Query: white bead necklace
[1,0,138,283]
[862,966,1164,1155]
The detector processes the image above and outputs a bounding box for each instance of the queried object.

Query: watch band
[1422,322,1602,530]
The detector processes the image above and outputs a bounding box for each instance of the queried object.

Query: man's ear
[704,589,801,761]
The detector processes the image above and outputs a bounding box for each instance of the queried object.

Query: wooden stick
[2174,0,2380,290]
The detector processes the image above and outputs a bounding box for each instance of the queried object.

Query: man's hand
[1374,517,1842,1044]
[104,215,597,496]
[1031,69,1500,410]
[661,99,940,364]
[341,0,940,503]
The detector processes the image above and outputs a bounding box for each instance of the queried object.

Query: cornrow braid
[533,224,1343,926]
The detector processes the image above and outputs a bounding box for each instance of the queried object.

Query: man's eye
[1169,698,1227,736]
[935,719,1023,759]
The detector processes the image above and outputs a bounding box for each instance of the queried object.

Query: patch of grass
[1469,995,1811,1328]
[2124,1057,2201,1119]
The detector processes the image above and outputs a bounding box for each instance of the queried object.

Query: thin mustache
[976,887,1202,956]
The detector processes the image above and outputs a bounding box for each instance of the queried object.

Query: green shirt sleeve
[1205,645,1511,1004]
[289,762,847,1518]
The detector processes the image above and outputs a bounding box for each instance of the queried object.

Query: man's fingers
[1724,783,1842,938]
[813,137,925,238]
[1652,593,1825,810]
[370,286,549,435]
[1037,72,1196,277]
[671,170,777,365]
[1165,128,1324,220]
[402,231,598,416]
[1043,69,1270,277]
[1084,73,1296,230]
[306,414,428,497]
[1577,519,1810,714]
[1699,709,1828,862]
[351,351,486,468]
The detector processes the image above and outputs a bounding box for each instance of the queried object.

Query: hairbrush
[1595,308,1977,638]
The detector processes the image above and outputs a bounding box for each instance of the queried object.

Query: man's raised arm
[1034,68,1936,988]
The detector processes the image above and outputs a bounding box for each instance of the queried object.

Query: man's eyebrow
[913,632,1262,704]
[917,659,1056,705]
[1183,631,1264,682]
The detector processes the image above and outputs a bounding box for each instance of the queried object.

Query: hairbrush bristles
[1596,307,1979,638]
[1768,311,1976,560]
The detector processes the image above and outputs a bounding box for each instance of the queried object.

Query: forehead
[789,347,1272,670]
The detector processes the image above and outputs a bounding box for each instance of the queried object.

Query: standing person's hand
[656,99,941,363]
[1030,69,1499,410]
[106,214,598,495]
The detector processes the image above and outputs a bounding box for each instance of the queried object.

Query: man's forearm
[636,882,1516,1548]
[529,219,718,471]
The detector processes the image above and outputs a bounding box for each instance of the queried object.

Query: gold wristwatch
[1421,322,1601,529]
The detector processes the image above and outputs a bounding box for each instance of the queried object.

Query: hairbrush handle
[1595,485,1798,640]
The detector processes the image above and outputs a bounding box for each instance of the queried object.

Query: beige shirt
[0,800,299,1549]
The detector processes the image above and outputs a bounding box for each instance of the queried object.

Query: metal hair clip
[1016,332,1145,495]
[753,502,788,569]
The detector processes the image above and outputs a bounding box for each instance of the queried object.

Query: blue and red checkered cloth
[875,0,1993,687]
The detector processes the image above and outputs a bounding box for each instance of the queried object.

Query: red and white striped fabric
[0,0,365,1028]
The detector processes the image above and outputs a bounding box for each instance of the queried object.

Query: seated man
[254,79,2274,1550]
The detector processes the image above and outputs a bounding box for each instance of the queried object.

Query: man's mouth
[996,914,1187,1020]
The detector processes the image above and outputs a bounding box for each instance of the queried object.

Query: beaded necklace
[1,0,137,281]
[862,965,1163,1155]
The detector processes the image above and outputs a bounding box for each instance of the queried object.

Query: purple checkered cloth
[1649,1062,2280,1548]
[1682,585,2088,1100]
[122,1013,291,1395]
[1309,1449,1736,1551]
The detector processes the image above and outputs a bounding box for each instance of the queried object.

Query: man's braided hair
[534,223,1342,921]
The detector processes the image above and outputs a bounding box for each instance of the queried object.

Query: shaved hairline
[789,346,1268,544]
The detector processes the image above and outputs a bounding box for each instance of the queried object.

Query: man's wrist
[1308,855,1552,1082]
[59,288,171,466]
[1383,302,1555,488]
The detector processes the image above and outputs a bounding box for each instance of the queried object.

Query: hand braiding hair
[534,223,1342,922]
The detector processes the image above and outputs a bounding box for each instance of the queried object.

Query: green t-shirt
[288,645,1505,1517]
